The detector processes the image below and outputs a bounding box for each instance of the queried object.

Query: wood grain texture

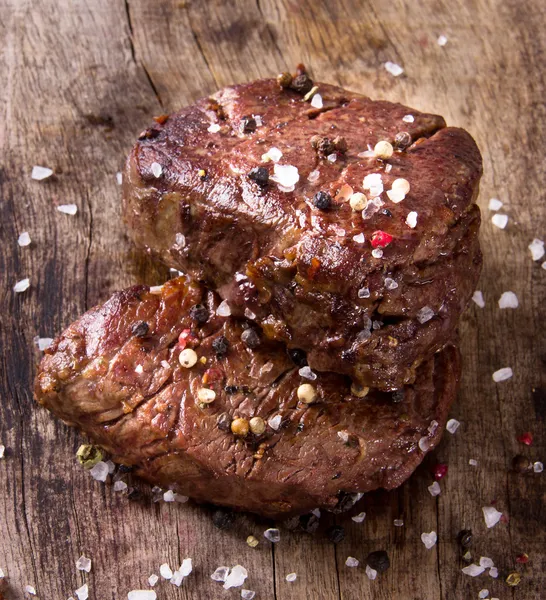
[0,0,544,598]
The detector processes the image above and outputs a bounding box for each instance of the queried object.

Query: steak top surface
[35,277,460,518]
[123,75,482,389]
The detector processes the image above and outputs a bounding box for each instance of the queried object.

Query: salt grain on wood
[18,232,31,246]
[482,506,503,528]
[223,565,248,589]
[462,564,485,576]
[57,204,78,215]
[352,511,366,523]
[89,461,109,482]
[365,565,378,580]
[428,481,441,496]
[421,531,437,549]
[384,61,404,76]
[75,555,92,572]
[480,557,494,568]
[31,166,53,180]
[491,214,508,229]
[492,367,513,382]
[345,557,359,567]
[14,278,30,293]
[498,291,518,309]
[528,238,544,261]
[241,590,256,600]
[286,573,297,582]
[75,583,88,600]
[211,566,229,582]
[446,418,460,433]
[264,528,280,542]
[437,34,448,46]
[128,592,157,600]
[488,198,503,211]
[472,290,485,308]
[160,563,173,579]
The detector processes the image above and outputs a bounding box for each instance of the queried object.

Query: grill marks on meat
[35,277,460,518]
[122,78,482,389]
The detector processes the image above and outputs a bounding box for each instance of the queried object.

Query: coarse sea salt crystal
[170,570,184,586]
[18,231,31,246]
[299,366,317,380]
[161,360,170,369]
[175,232,186,247]
[160,563,173,579]
[384,61,404,76]
[32,166,54,180]
[437,34,448,46]
[35,337,53,351]
[385,163,392,173]
[363,173,382,190]
[529,238,545,261]
[208,123,221,133]
[419,436,431,452]
[386,188,405,203]
[472,290,485,308]
[353,233,365,243]
[128,592,157,600]
[488,198,503,211]
[151,162,162,178]
[371,248,383,259]
[163,490,175,502]
[338,431,350,443]
[223,565,248,589]
[352,511,366,523]
[262,147,283,162]
[175,493,189,503]
[268,414,282,431]
[421,531,437,549]
[482,506,503,528]
[264,528,280,543]
[345,557,359,567]
[244,307,256,320]
[75,584,88,600]
[417,306,434,324]
[446,418,460,434]
[106,460,115,473]
[462,564,485,577]
[179,558,192,577]
[135,364,143,374]
[286,573,297,582]
[241,590,256,600]
[365,565,378,580]
[489,567,499,578]
[498,291,518,309]
[469,459,478,466]
[394,519,404,526]
[480,557,494,568]
[491,214,508,229]
[217,300,231,317]
[311,93,323,109]
[406,211,418,228]
[14,278,30,293]
[116,172,123,185]
[113,480,127,492]
[492,367,512,382]
[0,567,4,577]
[385,277,398,290]
[478,589,489,598]
[358,287,370,299]
[89,461,109,482]
[0,445,4,459]
[403,114,414,123]
[534,461,544,473]
[76,555,92,572]
[24,585,36,595]
[148,574,159,586]
[307,169,320,182]
[211,566,229,582]
[271,164,299,190]
[57,204,78,215]
[327,153,337,163]
[428,481,441,496]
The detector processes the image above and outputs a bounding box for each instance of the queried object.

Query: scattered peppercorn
[76,444,104,469]
[241,328,261,349]
[370,230,393,248]
[239,116,257,134]
[131,321,149,338]
[277,72,293,88]
[300,513,320,533]
[506,571,521,586]
[231,417,250,437]
[248,166,269,187]
[313,190,332,210]
[310,135,336,156]
[212,508,235,530]
[332,136,348,153]
[198,168,207,179]
[516,553,529,564]
[433,463,448,480]
[512,454,533,473]
[517,432,533,446]
[249,416,266,435]
[457,529,473,548]
[350,383,369,398]
[394,131,412,150]
[189,303,209,324]
[217,412,232,432]
[392,390,405,403]
[382,208,393,217]
[224,385,238,394]
[288,348,307,367]
[326,525,345,543]
[212,336,229,358]
[127,487,142,501]
[118,464,133,474]
[290,72,314,94]
[246,535,259,547]
[366,550,390,573]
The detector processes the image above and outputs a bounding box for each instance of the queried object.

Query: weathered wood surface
[0,0,544,598]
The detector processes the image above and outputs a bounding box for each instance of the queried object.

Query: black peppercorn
[392,390,405,403]
[290,73,314,94]
[189,303,209,324]
[512,454,532,473]
[212,336,229,357]
[394,131,412,150]
[382,208,393,217]
[224,385,238,395]
[287,348,307,367]
[217,412,232,432]
[313,191,332,210]
[239,116,257,134]
[367,550,390,572]
[127,487,142,501]
[457,529,473,548]
[332,136,348,153]
[248,166,269,187]
[326,525,345,543]
[131,321,149,338]
[300,513,320,533]
[241,328,261,349]
[212,508,235,530]
[118,464,134,474]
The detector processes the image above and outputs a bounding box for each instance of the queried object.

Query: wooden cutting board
[0,1,544,598]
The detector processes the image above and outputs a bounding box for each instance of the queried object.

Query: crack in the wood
[184,7,220,89]
[84,189,93,311]
[123,0,164,109]
[434,498,443,600]
[365,0,403,65]
[332,522,342,600]
[19,434,40,590]
[271,540,278,600]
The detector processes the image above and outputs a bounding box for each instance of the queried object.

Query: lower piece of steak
[122,75,481,390]
[35,277,460,518]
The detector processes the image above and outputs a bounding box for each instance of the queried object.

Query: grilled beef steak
[122,76,481,390]
[35,277,460,518]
